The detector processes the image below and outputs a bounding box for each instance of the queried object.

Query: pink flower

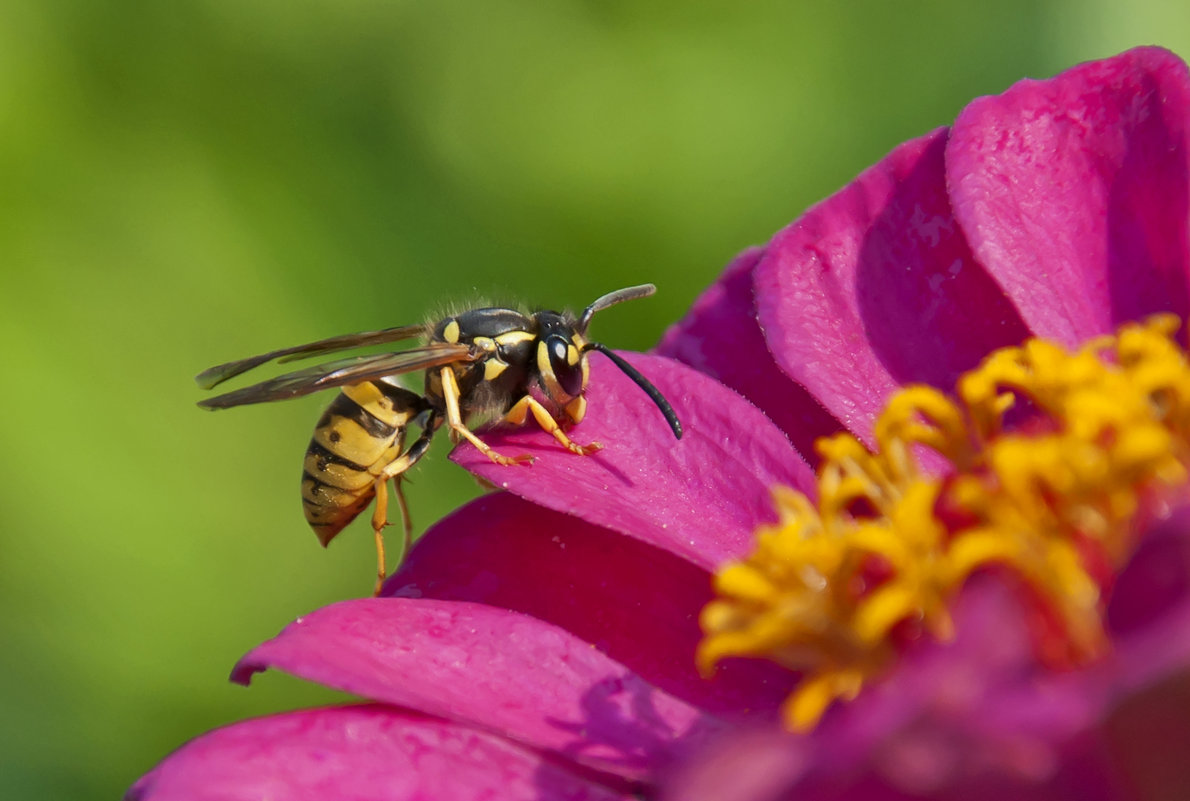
[130,46,1190,800]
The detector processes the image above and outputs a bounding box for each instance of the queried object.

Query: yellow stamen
[698,315,1190,731]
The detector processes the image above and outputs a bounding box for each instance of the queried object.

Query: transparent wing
[197,343,475,409]
[195,324,427,390]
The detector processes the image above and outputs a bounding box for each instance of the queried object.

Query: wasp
[196,284,682,594]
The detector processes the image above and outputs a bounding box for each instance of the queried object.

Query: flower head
[698,315,1190,732]
[131,46,1190,801]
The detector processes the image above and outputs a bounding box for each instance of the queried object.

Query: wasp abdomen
[301,380,427,546]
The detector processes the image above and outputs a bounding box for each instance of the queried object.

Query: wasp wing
[198,343,475,409]
[195,324,427,390]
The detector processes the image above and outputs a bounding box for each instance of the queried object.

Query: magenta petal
[384,492,795,717]
[796,510,1190,801]
[128,705,632,801]
[949,46,1190,344]
[663,581,1169,801]
[799,580,1190,801]
[450,353,813,570]
[656,247,845,463]
[233,597,724,780]
[755,128,1030,444]
[659,727,811,801]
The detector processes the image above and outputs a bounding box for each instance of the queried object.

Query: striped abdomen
[301,379,428,546]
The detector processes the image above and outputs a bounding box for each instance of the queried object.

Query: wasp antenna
[584,342,682,439]
[578,284,656,333]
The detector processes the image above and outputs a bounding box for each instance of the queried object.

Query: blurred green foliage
[1,1,1187,798]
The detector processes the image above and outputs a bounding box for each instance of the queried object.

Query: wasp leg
[369,477,391,596]
[376,420,438,579]
[503,395,603,456]
[368,473,414,598]
[391,476,413,558]
[439,366,534,466]
[367,423,441,596]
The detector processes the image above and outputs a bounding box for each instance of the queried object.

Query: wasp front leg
[502,395,603,456]
[438,366,534,466]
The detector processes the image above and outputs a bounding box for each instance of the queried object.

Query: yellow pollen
[698,315,1190,732]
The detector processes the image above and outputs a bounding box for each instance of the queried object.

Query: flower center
[698,315,1190,731]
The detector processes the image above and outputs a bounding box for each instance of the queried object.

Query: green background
[3,2,1188,798]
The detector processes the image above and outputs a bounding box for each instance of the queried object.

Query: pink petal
[1103,671,1190,801]
[664,510,1190,801]
[1106,505,1190,636]
[663,583,1138,801]
[1099,508,1190,689]
[802,575,1190,801]
[128,705,632,801]
[804,513,1190,792]
[948,46,1190,344]
[233,597,724,780]
[656,247,845,464]
[659,727,811,801]
[755,128,1030,444]
[450,353,813,571]
[384,491,795,717]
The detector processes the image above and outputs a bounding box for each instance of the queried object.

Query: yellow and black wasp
[196,284,683,594]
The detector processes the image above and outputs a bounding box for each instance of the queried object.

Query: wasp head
[569,284,684,440]
[533,313,592,424]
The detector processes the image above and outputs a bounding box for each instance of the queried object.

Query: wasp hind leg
[367,475,418,596]
[503,395,602,456]
[369,423,437,596]
[369,477,394,596]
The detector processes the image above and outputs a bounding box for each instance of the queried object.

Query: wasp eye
[545,335,584,397]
